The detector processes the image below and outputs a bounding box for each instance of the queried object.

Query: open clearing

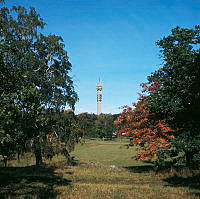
[0,140,200,199]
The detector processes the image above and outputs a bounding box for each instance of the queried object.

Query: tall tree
[0,6,78,165]
[146,26,200,167]
[115,26,200,167]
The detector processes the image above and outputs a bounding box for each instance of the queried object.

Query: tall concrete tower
[96,80,102,115]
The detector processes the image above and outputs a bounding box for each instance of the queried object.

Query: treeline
[76,113,118,139]
[115,26,200,168]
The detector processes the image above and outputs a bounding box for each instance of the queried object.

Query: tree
[115,26,200,167]
[43,110,78,163]
[75,113,117,139]
[0,6,78,166]
[76,113,97,139]
[115,84,174,161]
[146,26,200,167]
[95,114,116,139]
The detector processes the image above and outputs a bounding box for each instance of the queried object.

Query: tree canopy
[76,113,117,139]
[115,26,200,167]
[0,5,78,165]
[147,26,200,167]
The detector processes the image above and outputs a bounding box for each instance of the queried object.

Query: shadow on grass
[124,165,155,173]
[163,174,200,190]
[126,164,200,197]
[163,173,200,198]
[0,165,72,199]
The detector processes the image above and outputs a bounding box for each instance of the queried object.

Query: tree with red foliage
[116,26,200,168]
[115,82,175,161]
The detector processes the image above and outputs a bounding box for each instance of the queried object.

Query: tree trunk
[185,151,194,168]
[33,137,43,166]
[3,155,7,167]
[17,152,20,163]
[34,149,43,166]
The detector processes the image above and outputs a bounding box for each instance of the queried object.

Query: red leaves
[115,91,175,161]
[140,77,160,93]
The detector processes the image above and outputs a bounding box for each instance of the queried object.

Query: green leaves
[0,5,78,164]
[146,26,200,167]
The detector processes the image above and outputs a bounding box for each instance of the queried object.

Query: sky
[3,0,200,114]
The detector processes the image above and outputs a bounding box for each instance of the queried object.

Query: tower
[96,80,102,115]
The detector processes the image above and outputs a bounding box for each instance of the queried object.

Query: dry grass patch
[57,163,200,199]
[0,141,199,198]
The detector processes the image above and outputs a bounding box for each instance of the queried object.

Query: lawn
[0,140,199,199]
[71,140,148,167]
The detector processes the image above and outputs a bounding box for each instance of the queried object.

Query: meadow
[0,139,199,199]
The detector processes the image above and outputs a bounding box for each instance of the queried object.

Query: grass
[71,141,147,167]
[0,139,200,199]
[60,167,199,199]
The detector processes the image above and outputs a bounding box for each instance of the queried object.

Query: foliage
[115,91,174,161]
[76,113,118,139]
[44,110,78,162]
[115,26,200,167]
[0,5,78,165]
[146,26,200,167]
[76,112,97,138]
[95,114,117,139]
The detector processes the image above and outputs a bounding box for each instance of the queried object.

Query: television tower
[96,79,102,115]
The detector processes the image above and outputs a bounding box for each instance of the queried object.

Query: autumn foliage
[115,81,174,161]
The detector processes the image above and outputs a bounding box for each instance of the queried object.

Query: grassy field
[0,140,200,199]
[71,140,147,167]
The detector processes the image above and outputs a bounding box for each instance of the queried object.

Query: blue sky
[4,0,200,114]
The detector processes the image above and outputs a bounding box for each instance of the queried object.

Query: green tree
[95,114,116,139]
[76,113,117,139]
[146,26,200,167]
[42,110,78,163]
[76,113,97,138]
[0,6,78,166]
